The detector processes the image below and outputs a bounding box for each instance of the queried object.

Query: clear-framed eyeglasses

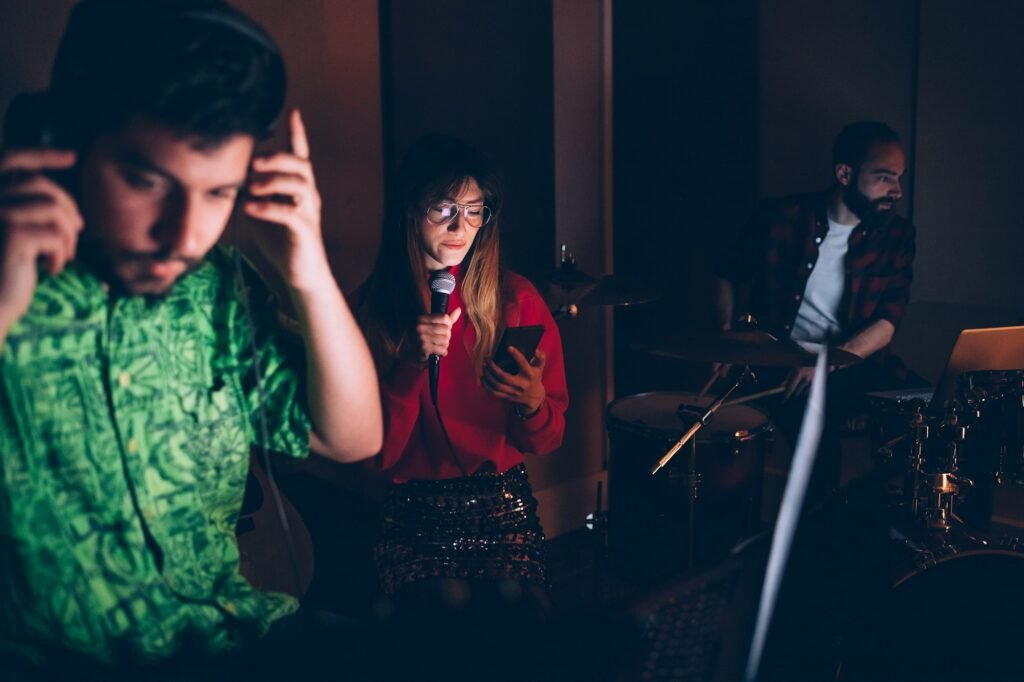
[425,201,494,229]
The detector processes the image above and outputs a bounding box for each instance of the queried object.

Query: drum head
[843,541,1024,681]
[607,391,769,441]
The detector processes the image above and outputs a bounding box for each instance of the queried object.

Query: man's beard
[843,183,897,229]
[77,236,202,297]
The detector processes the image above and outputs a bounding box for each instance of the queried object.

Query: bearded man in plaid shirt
[714,121,923,494]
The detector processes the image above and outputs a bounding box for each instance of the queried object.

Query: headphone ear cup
[3,91,66,149]
[3,90,79,194]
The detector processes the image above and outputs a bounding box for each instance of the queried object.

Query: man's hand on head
[0,148,83,339]
[242,109,331,295]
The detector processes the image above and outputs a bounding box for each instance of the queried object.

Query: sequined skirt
[374,463,547,595]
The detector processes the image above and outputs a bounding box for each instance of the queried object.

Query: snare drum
[606,391,772,581]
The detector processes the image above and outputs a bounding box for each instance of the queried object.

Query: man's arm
[288,281,383,462]
[243,110,382,462]
[837,318,896,359]
[784,319,896,398]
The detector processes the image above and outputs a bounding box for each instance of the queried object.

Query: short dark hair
[832,121,901,168]
[49,0,286,148]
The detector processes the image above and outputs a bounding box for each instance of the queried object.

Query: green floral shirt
[0,248,310,666]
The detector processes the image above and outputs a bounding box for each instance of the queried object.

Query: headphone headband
[49,0,286,139]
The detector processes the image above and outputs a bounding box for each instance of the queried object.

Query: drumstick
[696,374,718,398]
[722,385,786,407]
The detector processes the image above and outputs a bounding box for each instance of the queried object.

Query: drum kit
[544,254,1024,656]
[604,331,860,581]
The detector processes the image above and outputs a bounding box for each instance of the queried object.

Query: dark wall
[913,0,1024,310]
[612,1,760,397]
[757,0,917,202]
[381,0,555,282]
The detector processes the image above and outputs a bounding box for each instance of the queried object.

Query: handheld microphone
[428,270,457,405]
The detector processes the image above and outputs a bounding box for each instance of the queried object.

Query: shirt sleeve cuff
[270,398,313,459]
[513,400,553,434]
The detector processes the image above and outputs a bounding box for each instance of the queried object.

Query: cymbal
[633,330,862,367]
[580,275,658,306]
[541,264,656,307]
[541,264,598,291]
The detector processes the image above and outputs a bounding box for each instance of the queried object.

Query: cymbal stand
[649,367,752,569]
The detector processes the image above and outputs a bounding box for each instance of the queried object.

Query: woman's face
[418,178,487,271]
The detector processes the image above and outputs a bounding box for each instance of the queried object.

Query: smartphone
[493,325,545,375]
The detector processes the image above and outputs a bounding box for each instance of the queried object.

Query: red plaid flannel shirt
[717,191,915,343]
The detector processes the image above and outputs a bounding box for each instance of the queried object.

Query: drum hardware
[647,370,752,571]
[605,391,772,580]
[652,379,739,569]
[551,303,579,321]
[900,405,974,530]
[584,480,609,599]
[649,367,754,476]
[584,479,607,533]
[957,370,1024,487]
[992,533,1024,552]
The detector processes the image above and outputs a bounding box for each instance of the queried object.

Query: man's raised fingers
[288,109,311,161]
[0,149,76,173]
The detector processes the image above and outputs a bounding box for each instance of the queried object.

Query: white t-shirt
[790,218,857,344]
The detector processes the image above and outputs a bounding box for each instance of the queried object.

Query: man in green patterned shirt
[0,1,382,677]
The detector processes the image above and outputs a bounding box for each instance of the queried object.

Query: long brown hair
[358,134,507,374]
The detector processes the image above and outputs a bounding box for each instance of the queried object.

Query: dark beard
[76,233,201,298]
[843,183,897,229]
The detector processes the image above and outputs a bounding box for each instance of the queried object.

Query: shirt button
[815,237,823,244]
[126,438,139,454]
[794,294,802,302]
[784,324,792,330]
[806,262,814,270]
[118,373,132,388]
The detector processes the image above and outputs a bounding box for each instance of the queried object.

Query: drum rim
[605,391,773,442]
[892,546,1024,588]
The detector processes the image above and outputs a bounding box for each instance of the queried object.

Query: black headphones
[4,0,287,149]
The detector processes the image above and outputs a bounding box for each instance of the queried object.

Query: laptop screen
[931,325,1024,405]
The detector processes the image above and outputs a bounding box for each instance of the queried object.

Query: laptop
[618,349,874,681]
[868,325,1024,407]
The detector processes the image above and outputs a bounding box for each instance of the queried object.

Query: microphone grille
[429,270,457,296]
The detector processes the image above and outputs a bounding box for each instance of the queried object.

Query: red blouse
[372,267,568,481]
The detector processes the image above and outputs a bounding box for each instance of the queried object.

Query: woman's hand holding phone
[483,345,547,416]
[0,148,83,341]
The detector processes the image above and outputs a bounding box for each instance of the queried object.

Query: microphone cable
[426,271,468,477]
